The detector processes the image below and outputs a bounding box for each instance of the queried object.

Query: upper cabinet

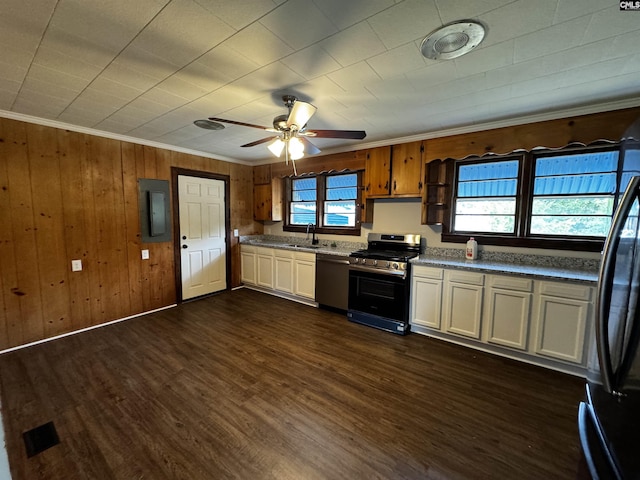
[253,165,283,222]
[364,142,423,198]
[364,146,392,196]
[391,142,423,197]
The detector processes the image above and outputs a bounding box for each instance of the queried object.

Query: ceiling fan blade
[208,117,270,130]
[287,101,317,130]
[300,137,321,156]
[302,129,367,140]
[241,136,277,148]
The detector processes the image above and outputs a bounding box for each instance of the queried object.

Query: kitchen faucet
[306,223,319,245]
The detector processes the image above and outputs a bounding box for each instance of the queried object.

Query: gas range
[347,233,421,335]
[348,234,421,276]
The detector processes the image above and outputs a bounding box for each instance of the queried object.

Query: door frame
[171,167,231,303]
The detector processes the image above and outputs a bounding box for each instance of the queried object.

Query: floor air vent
[23,422,60,457]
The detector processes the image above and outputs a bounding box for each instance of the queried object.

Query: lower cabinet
[484,276,532,351]
[411,267,443,329]
[294,252,316,299]
[410,264,593,373]
[442,270,484,339]
[533,281,590,364]
[241,245,316,304]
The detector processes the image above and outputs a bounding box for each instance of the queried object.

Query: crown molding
[0,110,253,166]
[3,96,640,168]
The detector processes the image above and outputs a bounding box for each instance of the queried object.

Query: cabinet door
[534,295,589,364]
[411,276,442,329]
[443,271,484,339]
[274,253,294,294]
[391,142,423,196]
[486,287,531,350]
[364,146,391,197]
[294,258,315,299]
[256,249,274,289]
[240,248,256,285]
[253,179,282,221]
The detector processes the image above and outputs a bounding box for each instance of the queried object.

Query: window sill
[441,233,604,252]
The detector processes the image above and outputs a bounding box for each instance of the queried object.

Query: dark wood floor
[0,288,586,479]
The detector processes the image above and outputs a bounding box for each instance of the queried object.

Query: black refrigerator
[578,128,640,479]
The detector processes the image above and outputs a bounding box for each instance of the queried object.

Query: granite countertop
[239,235,362,257]
[240,235,600,284]
[412,252,600,284]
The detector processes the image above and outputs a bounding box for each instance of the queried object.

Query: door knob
[182,235,187,240]
[182,245,188,249]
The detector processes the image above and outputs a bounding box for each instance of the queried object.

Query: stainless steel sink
[286,244,320,249]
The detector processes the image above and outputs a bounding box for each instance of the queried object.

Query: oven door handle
[349,264,407,278]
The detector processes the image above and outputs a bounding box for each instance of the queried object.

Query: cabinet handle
[418,181,423,190]
[384,180,389,190]
[393,180,396,191]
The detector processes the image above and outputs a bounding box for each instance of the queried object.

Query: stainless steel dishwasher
[315,253,350,311]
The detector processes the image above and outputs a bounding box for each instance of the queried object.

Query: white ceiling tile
[224,22,294,66]
[435,0,516,25]
[22,64,88,99]
[0,60,28,85]
[49,0,168,54]
[100,59,162,92]
[554,0,609,23]
[12,94,69,118]
[292,76,346,100]
[103,45,180,88]
[622,54,640,74]
[514,15,591,63]
[327,62,380,90]
[260,0,337,49]
[0,88,17,109]
[312,0,395,30]
[194,0,280,30]
[155,75,211,102]
[86,77,143,100]
[405,62,458,91]
[138,87,191,109]
[454,40,514,77]
[132,0,235,66]
[32,44,104,82]
[0,0,56,53]
[319,22,387,67]
[367,0,442,50]
[193,45,259,83]
[367,43,427,80]
[479,0,557,47]
[540,38,615,76]
[280,45,342,80]
[582,6,640,43]
[233,61,306,93]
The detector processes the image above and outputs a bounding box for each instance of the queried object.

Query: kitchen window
[284,171,362,235]
[443,144,621,251]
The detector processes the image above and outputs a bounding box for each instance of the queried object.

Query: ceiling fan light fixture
[420,20,486,60]
[267,137,285,157]
[288,136,305,160]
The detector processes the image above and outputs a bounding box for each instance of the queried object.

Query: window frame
[441,143,621,251]
[283,170,362,235]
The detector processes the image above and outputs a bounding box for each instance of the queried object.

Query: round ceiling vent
[420,20,486,60]
[193,119,225,130]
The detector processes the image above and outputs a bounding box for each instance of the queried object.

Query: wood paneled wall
[0,118,258,350]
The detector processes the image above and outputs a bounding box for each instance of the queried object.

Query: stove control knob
[392,262,399,270]
[372,260,378,266]
[385,261,391,268]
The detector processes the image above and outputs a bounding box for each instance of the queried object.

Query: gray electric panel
[139,179,171,243]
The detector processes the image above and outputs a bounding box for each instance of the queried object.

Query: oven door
[348,266,409,323]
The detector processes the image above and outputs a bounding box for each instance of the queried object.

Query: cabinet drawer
[274,248,294,258]
[445,270,484,286]
[412,266,443,280]
[295,251,315,262]
[489,275,532,292]
[539,281,591,301]
[241,245,256,253]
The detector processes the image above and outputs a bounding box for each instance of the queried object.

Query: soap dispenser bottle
[466,237,477,260]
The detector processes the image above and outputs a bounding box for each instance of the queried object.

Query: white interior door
[178,175,227,300]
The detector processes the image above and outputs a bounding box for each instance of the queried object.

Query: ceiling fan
[195,95,366,175]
